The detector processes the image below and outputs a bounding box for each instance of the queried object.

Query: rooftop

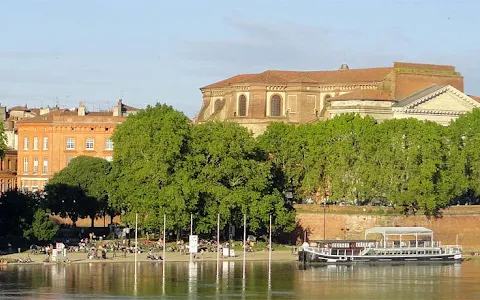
[365,227,434,236]
[201,62,461,90]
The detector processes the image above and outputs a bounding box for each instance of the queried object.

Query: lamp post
[323,200,326,240]
[323,191,329,241]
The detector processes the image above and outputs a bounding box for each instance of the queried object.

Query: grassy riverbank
[1,248,297,265]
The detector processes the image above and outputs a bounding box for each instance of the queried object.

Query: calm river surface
[1,260,479,299]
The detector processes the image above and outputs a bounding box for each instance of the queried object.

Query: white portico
[392,85,480,125]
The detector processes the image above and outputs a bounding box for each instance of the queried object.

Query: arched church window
[238,95,247,117]
[270,95,281,117]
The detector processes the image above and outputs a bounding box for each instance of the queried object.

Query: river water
[0,260,479,299]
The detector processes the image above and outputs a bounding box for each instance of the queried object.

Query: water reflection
[188,260,197,299]
[0,261,478,299]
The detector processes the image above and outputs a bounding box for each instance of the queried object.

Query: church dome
[339,63,350,70]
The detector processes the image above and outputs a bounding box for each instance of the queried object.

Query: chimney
[78,102,86,116]
[113,99,123,117]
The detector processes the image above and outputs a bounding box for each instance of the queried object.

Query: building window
[86,138,94,150]
[24,137,29,150]
[23,157,28,173]
[105,139,114,150]
[33,137,38,150]
[66,138,75,150]
[43,137,48,150]
[270,95,281,116]
[238,95,247,117]
[105,156,113,162]
[43,158,48,174]
[33,157,38,174]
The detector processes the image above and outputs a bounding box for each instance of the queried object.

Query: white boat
[299,227,462,264]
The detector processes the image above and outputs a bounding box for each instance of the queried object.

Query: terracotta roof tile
[201,74,258,89]
[469,95,480,103]
[329,89,394,101]
[201,67,393,89]
[29,108,40,115]
[9,105,28,112]
[86,111,114,116]
[122,104,140,111]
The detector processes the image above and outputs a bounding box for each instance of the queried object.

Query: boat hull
[299,250,462,264]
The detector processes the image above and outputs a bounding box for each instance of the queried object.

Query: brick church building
[196,62,480,135]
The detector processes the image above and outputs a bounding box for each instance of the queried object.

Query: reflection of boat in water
[299,227,462,264]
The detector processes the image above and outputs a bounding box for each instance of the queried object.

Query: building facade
[197,62,480,135]
[0,104,41,192]
[0,149,18,193]
[16,100,137,191]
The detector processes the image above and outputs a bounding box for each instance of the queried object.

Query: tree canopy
[109,103,192,231]
[45,156,112,228]
[109,104,296,235]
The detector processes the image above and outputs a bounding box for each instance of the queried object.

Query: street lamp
[323,190,329,241]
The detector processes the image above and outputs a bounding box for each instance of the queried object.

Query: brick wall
[296,205,480,250]
[394,73,464,98]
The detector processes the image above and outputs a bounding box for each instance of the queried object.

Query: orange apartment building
[16,100,138,191]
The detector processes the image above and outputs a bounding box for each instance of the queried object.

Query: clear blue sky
[1,0,479,118]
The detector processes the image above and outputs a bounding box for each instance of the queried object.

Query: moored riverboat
[299,227,462,264]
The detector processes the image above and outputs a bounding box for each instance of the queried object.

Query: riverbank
[1,249,297,265]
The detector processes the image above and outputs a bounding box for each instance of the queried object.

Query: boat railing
[442,245,462,254]
[377,241,441,248]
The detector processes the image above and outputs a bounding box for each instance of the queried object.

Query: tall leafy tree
[187,122,295,234]
[300,114,378,204]
[374,118,449,214]
[446,108,480,204]
[45,156,111,228]
[258,122,307,203]
[0,191,36,237]
[109,103,192,232]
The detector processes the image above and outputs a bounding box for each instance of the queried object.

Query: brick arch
[270,94,282,116]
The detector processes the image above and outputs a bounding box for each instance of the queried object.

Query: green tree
[446,108,480,204]
[25,209,59,242]
[374,118,449,215]
[109,103,192,232]
[187,122,295,234]
[258,122,307,203]
[45,156,112,229]
[0,191,36,237]
[299,114,378,205]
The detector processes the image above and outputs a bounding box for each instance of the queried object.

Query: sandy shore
[2,250,298,265]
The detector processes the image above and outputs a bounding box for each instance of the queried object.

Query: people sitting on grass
[147,249,163,261]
